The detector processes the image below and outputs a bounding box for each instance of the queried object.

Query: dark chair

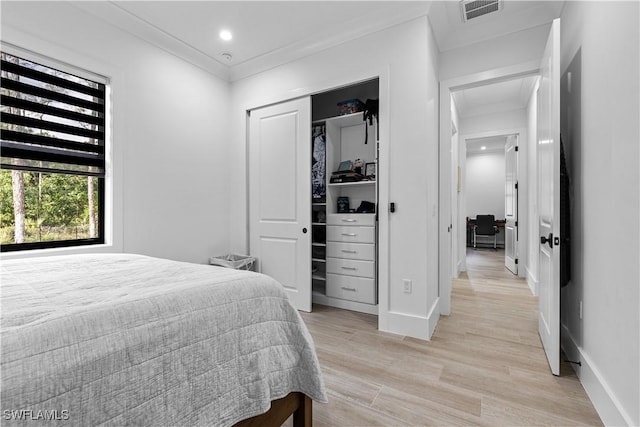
[473,215,499,249]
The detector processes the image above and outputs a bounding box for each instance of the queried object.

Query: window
[1,50,106,251]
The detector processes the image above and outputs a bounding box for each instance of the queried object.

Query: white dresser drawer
[326,242,375,261]
[327,213,375,226]
[326,274,376,304]
[326,257,375,278]
[326,226,375,243]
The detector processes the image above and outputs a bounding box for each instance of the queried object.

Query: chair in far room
[473,214,499,249]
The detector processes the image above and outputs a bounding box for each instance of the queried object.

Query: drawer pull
[341,286,357,292]
[341,233,357,237]
[341,266,357,270]
[341,250,357,254]
[342,219,356,222]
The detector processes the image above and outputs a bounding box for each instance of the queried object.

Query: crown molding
[229,5,430,82]
[70,1,429,84]
[69,2,230,81]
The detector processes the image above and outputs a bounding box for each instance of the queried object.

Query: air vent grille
[460,0,503,22]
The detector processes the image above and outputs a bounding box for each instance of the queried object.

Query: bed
[1,253,326,426]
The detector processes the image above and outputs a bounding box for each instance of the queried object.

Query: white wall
[460,108,527,135]
[230,16,441,339]
[440,24,549,81]
[465,152,505,219]
[559,2,640,426]
[0,2,231,264]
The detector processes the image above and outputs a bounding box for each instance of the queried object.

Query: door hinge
[515,182,518,190]
[515,221,518,227]
[515,146,519,151]
[515,259,518,265]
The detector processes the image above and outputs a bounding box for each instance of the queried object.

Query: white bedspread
[1,253,326,426]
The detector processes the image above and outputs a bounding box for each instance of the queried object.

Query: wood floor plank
[315,391,406,427]
[371,385,488,427]
[320,365,382,406]
[299,249,603,426]
[480,395,597,427]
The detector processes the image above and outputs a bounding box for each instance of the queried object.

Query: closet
[248,79,379,315]
[310,80,379,315]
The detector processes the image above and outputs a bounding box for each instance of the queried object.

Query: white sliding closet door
[249,98,312,312]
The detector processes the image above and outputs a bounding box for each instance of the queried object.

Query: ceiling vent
[460,0,503,22]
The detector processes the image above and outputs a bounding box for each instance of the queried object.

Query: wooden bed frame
[234,392,312,427]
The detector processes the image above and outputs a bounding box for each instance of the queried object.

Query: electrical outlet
[403,279,412,294]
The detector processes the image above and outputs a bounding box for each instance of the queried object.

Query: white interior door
[249,98,312,312]
[505,135,518,274]
[537,19,561,375]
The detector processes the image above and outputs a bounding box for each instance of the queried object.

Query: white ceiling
[113,1,428,66]
[74,1,431,81]
[71,1,564,82]
[466,135,508,155]
[428,1,564,52]
[452,75,538,118]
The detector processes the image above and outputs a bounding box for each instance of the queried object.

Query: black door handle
[540,233,553,248]
[302,227,307,234]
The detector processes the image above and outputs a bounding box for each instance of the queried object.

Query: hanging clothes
[312,124,326,202]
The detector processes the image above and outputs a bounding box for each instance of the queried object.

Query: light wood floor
[294,248,603,426]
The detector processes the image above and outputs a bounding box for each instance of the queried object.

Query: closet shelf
[328,181,375,187]
[323,111,365,127]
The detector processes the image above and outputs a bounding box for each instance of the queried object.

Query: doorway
[448,73,537,281]
[459,133,519,275]
[438,61,539,316]
[439,19,563,378]
[464,134,509,250]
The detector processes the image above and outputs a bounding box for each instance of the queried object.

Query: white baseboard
[427,297,440,338]
[380,298,440,341]
[526,266,538,296]
[561,323,635,426]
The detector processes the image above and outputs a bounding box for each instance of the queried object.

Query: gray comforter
[1,253,326,426]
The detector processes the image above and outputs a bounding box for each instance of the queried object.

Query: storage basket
[209,254,256,271]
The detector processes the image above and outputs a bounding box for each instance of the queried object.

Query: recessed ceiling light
[481,146,487,150]
[219,30,232,41]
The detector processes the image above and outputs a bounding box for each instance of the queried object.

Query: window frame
[0,45,109,252]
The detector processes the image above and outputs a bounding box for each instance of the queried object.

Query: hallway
[297,248,602,426]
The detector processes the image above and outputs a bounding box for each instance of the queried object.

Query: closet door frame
[245,69,389,327]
